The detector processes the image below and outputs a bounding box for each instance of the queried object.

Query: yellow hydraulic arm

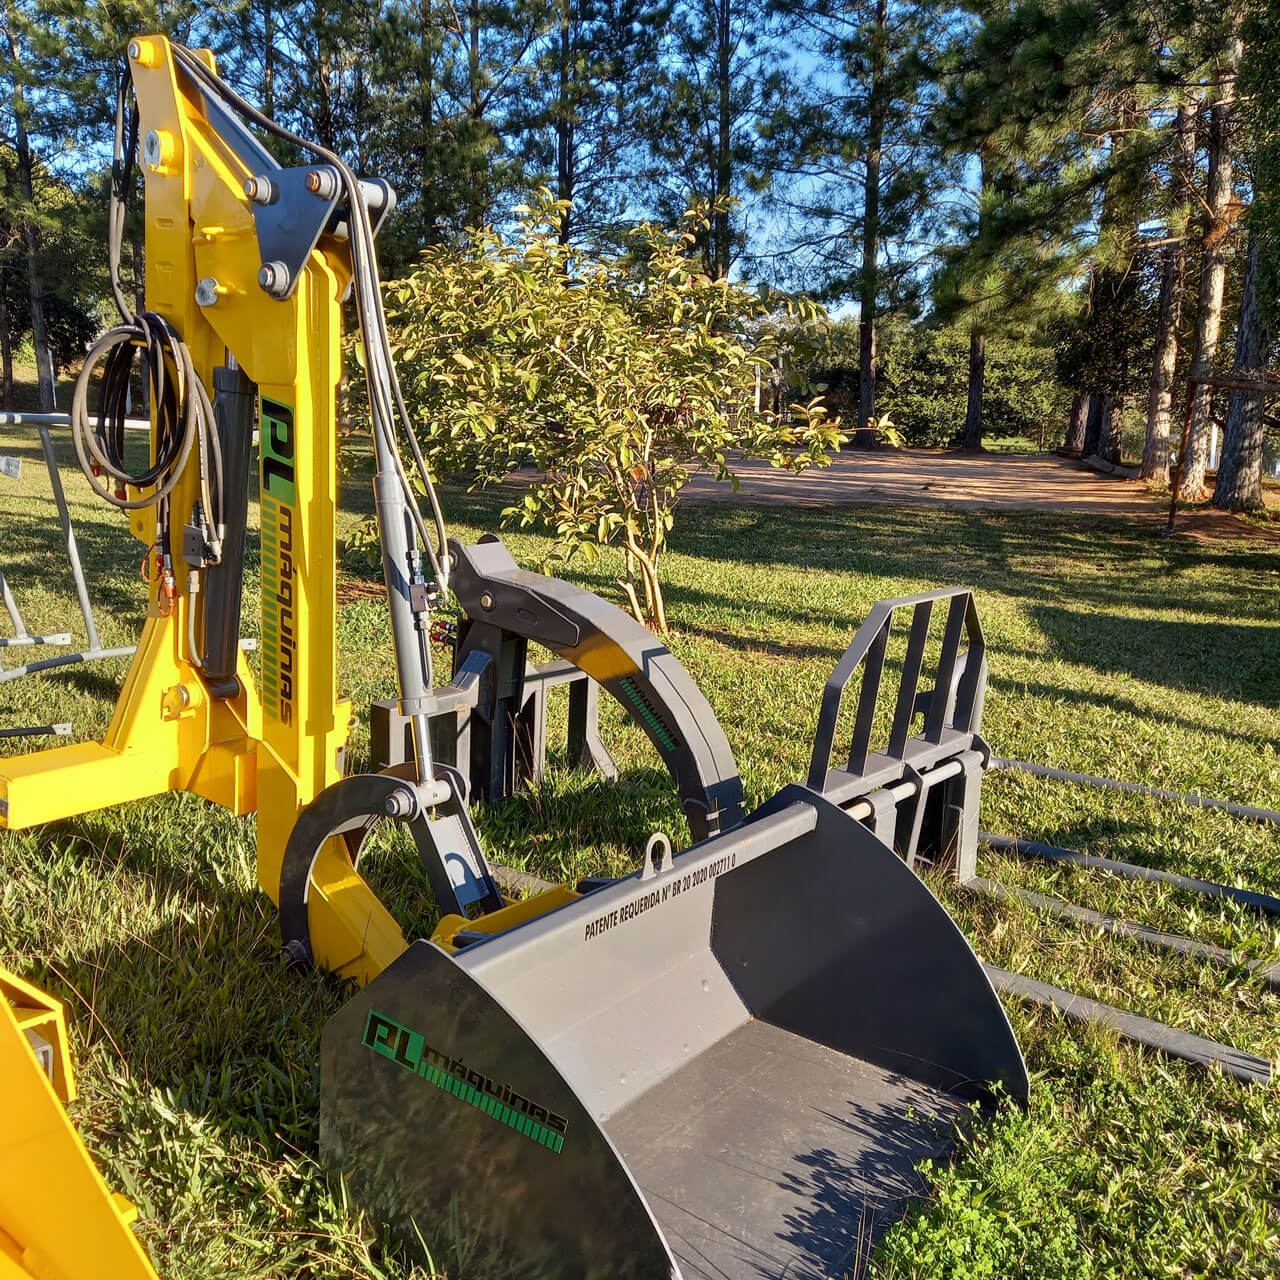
[0,36,406,986]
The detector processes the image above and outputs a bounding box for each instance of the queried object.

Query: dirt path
[680,448,1280,544]
[684,448,1154,513]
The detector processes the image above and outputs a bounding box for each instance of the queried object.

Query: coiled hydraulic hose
[70,70,224,566]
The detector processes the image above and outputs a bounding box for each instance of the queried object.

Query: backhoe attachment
[0,34,1027,1278]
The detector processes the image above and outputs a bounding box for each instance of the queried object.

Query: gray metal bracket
[449,537,742,840]
[245,165,396,301]
[245,166,341,300]
[410,765,505,917]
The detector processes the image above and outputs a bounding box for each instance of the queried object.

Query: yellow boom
[0,35,405,987]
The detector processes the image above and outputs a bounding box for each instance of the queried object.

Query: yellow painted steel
[0,34,406,986]
[0,968,159,1279]
[431,887,582,954]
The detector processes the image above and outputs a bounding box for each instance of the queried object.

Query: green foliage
[1243,0,1280,320]
[877,1104,1097,1279]
[381,197,842,630]
[816,320,1069,446]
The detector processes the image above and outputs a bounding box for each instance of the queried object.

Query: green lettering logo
[362,1010,568,1154]
[261,398,296,505]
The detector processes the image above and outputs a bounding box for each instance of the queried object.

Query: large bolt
[194,278,220,308]
[142,129,176,171]
[479,590,495,611]
[128,38,158,67]
[304,167,339,200]
[243,175,278,205]
[384,789,415,819]
[258,260,291,299]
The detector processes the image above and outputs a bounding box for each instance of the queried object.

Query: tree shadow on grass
[1027,606,1280,708]
[666,504,1280,624]
[986,676,1280,750]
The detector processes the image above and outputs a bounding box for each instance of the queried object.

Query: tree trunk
[1180,21,1243,501]
[263,0,276,118]
[963,328,985,449]
[1063,392,1088,451]
[4,15,54,412]
[1142,100,1198,485]
[1082,394,1105,456]
[711,0,732,279]
[0,279,14,411]
[556,0,574,244]
[466,0,484,228]
[1213,230,1271,510]
[1099,392,1124,465]
[419,0,437,243]
[854,0,888,447]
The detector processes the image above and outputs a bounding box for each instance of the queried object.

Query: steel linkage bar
[980,833,1280,916]
[984,965,1271,1085]
[968,876,1280,990]
[990,757,1280,826]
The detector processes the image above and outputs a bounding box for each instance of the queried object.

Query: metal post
[35,421,100,651]
[370,421,434,786]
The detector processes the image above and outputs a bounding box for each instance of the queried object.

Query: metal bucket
[321,786,1028,1278]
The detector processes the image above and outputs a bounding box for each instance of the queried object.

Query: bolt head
[194,277,219,307]
[127,40,141,60]
[258,260,290,298]
[479,591,495,611]
[243,175,276,205]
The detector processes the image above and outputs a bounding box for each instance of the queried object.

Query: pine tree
[1178,3,1246,501]
[931,0,1170,461]
[637,0,782,278]
[760,0,957,443]
[1141,98,1199,484]
[1,0,60,409]
[510,0,665,246]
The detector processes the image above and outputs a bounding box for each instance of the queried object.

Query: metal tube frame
[0,412,137,683]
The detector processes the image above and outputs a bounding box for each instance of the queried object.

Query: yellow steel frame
[0,967,158,1279]
[0,35,405,987]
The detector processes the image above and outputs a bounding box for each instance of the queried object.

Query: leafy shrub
[382,198,843,631]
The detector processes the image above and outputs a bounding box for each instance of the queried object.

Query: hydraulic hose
[70,68,224,570]
[167,44,452,594]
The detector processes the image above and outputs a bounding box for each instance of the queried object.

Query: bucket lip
[364,936,684,1278]
[451,798,819,971]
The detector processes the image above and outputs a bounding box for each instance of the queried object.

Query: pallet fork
[0,37,1027,1277]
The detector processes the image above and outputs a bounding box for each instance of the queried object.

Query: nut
[257,260,290,299]
[243,175,278,205]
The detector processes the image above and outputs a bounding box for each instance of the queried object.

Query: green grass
[2,415,1280,1278]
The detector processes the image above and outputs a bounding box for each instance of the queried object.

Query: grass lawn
[2,415,1279,1278]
